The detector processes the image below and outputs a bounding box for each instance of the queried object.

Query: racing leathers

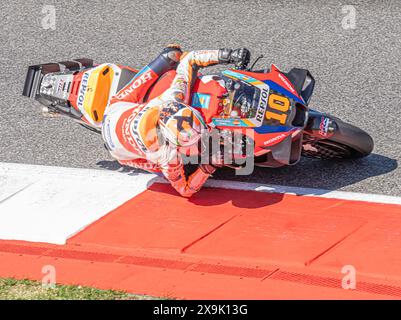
[101,47,250,197]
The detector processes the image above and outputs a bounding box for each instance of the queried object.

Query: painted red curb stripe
[1,183,401,299]
[1,241,400,299]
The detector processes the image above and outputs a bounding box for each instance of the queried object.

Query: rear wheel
[302,118,374,159]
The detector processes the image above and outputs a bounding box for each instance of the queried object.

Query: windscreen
[221,76,260,119]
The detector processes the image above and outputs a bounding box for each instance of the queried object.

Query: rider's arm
[155,144,214,197]
[155,50,221,197]
[156,49,250,197]
[160,48,250,104]
[160,50,220,104]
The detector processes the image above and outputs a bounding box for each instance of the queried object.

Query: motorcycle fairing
[222,69,267,87]
[263,80,304,104]
[283,68,315,105]
[23,58,311,168]
[214,67,307,159]
[68,63,122,127]
[263,64,305,104]
[210,70,269,128]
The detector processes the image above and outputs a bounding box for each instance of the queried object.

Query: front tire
[302,118,374,159]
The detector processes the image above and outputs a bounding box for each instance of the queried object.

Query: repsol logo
[256,88,269,123]
[131,106,152,153]
[122,105,151,155]
[77,72,90,109]
[116,71,153,100]
[122,110,141,154]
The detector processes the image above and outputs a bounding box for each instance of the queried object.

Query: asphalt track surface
[0,0,400,196]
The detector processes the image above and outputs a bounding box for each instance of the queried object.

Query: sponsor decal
[195,50,215,55]
[121,109,142,154]
[102,119,116,150]
[159,103,179,123]
[121,105,152,155]
[212,118,240,126]
[57,79,65,93]
[116,70,153,100]
[256,87,269,124]
[263,133,287,146]
[265,93,291,125]
[319,116,331,137]
[132,105,153,153]
[192,93,211,109]
[77,72,90,109]
[278,73,297,95]
[175,82,187,93]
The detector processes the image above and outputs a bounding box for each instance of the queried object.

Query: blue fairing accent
[133,66,150,79]
[255,125,293,134]
[192,93,211,109]
[264,80,304,104]
[121,66,150,89]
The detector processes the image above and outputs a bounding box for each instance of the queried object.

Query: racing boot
[148,44,183,74]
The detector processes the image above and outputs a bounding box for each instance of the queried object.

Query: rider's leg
[111,45,183,105]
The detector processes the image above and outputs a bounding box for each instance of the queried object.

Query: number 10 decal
[266,93,290,124]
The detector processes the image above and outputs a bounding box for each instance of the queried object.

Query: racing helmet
[158,101,207,147]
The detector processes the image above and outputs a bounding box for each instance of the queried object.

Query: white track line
[0,162,400,245]
[2,162,401,205]
[0,162,158,244]
[204,179,401,205]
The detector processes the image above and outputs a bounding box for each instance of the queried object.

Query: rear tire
[302,118,374,159]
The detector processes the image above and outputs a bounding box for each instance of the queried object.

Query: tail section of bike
[22,59,139,130]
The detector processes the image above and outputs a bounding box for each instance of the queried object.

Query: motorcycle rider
[102,46,251,197]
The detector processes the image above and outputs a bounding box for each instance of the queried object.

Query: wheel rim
[302,140,352,159]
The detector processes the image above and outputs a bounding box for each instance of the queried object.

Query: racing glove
[218,48,251,69]
[199,164,217,175]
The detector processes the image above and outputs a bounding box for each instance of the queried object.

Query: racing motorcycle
[22,55,374,170]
